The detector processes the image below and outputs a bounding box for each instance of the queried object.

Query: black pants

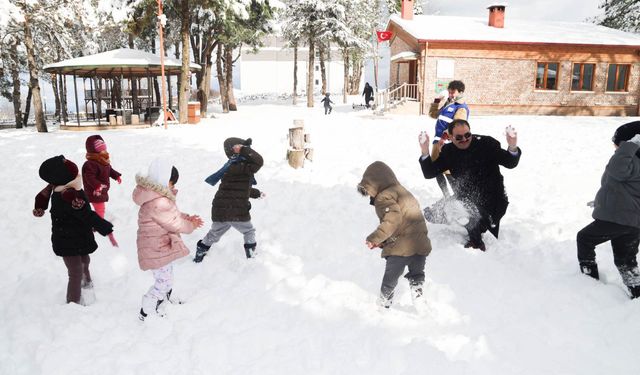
[62,255,91,304]
[324,106,332,114]
[381,255,426,299]
[577,219,639,268]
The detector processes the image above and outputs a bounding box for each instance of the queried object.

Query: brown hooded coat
[359,161,432,258]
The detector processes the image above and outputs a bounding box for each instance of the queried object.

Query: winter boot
[377,292,393,309]
[244,243,257,259]
[193,240,211,263]
[617,264,640,298]
[464,240,486,251]
[410,283,424,303]
[166,289,184,305]
[579,261,600,280]
[139,296,166,321]
[79,279,96,306]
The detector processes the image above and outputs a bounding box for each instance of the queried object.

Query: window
[606,64,630,92]
[571,63,595,91]
[315,65,319,71]
[315,79,319,85]
[536,62,559,90]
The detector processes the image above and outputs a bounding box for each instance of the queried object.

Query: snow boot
[139,297,166,321]
[79,279,96,306]
[377,292,393,309]
[617,264,640,298]
[628,286,640,299]
[166,289,184,305]
[464,240,486,251]
[193,240,211,263]
[580,261,600,280]
[244,243,257,259]
[410,283,424,303]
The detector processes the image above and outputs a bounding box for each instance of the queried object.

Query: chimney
[401,0,414,21]
[487,3,506,28]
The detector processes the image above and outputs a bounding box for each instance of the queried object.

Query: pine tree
[595,0,640,33]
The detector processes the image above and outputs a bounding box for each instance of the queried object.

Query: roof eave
[416,39,640,49]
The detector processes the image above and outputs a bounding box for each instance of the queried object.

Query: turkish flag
[376,31,392,42]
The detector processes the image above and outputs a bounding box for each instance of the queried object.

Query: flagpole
[157,0,168,130]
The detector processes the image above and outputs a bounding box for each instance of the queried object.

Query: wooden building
[385,0,640,116]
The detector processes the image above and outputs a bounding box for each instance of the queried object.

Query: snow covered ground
[2,98,640,374]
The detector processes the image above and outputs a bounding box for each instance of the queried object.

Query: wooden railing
[374,83,419,112]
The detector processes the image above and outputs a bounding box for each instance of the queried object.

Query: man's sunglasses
[453,132,472,141]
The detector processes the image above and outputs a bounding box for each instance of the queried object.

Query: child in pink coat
[132,158,203,320]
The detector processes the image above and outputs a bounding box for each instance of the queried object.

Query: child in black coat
[321,93,334,115]
[33,155,117,305]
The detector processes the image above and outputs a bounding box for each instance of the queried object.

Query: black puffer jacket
[211,138,263,222]
[49,189,113,256]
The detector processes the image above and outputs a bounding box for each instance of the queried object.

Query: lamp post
[157,0,168,130]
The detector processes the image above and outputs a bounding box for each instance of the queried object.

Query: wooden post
[287,119,310,169]
[73,72,80,127]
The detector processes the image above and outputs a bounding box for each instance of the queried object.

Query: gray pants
[381,255,426,299]
[201,221,256,247]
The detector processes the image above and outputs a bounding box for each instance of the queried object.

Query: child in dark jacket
[321,93,333,115]
[33,155,117,305]
[194,137,264,262]
[82,135,122,220]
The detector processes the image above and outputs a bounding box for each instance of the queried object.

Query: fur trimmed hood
[133,174,176,206]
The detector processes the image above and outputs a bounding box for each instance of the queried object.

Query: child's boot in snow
[139,296,165,321]
[377,292,393,309]
[580,261,600,280]
[166,289,184,305]
[618,264,640,299]
[410,283,424,304]
[193,240,211,263]
[244,243,257,259]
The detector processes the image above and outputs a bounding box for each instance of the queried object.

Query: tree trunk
[9,41,22,128]
[216,44,229,113]
[307,38,315,108]
[60,74,68,122]
[225,45,237,111]
[23,88,32,126]
[349,56,363,95]
[197,41,214,117]
[203,56,213,116]
[128,35,139,114]
[52,74,61,119]
[342,48,349,104]
[174,41,181,98]
[23,13,47,132]
[95,78,102,119]
[319,44,327,95]
[179,0,190,123]
[293,43,298,105]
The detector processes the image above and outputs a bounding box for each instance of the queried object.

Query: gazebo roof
[43,48,201,78]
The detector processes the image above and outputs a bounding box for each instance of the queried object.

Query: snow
[2,99,640,374]
[43,48,201,72]
[389,14,640,46]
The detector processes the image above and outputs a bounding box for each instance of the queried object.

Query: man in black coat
[362,82,374,108]
[418,119,521,250]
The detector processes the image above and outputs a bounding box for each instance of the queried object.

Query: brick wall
[421,56,640,116]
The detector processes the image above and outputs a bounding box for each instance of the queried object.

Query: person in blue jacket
[427,80,469,197]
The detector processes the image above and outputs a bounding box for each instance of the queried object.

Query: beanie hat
[34,156,80,216]
[38,155,78,186]
[612,121,640,146]
[147,157,174,187]
[223,137,252,158]
[86,135,107,153]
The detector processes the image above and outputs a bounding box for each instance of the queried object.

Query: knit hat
[146,157,174,187]
[612,121,640,146]
[223,137,252,158]
[86,135,107,153]
[34,156,80,216]
[39,155,78,186]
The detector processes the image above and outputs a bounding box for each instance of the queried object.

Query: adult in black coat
[418,119,521,250]
[362,82,374,108]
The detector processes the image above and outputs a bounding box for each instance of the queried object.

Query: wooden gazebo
[43,48,200,129]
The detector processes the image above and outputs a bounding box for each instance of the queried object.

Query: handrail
[374,83,419,113]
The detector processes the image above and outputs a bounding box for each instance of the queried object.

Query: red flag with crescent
[376,31,392,42]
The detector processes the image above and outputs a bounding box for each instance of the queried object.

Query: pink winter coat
[132,175,195,271]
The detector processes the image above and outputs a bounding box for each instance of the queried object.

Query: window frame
[535,62,560,91]
[570,63,596,92]
[606,64,631,92]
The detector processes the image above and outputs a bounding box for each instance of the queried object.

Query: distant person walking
[321,93,334,115]
[362,83,374,108]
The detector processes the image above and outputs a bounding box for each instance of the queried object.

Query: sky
[424,0,603,23]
